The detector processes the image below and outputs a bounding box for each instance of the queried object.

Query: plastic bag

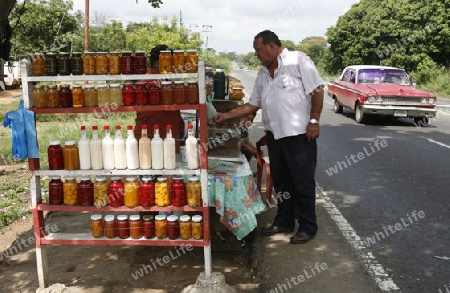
[3,100,39,159]
[207,93,218,122]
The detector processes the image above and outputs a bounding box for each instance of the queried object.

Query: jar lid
[65,175,75,180]
[135,50,146,54]
[104,215,115,222]
[173,177,183,181]
[71,52,82,55]
[59,52,69,55]
[117,215,128,221]
[155,215,167,221]
[160,50,171,53]
[161,81,172,85]
[97,52,107,54]
[48,84,57,88]
[143,215,154,221]
[188,80,198,84]
[232,87,243,90]
[72,83,82,88]
[60,84,70,88]
[110,83,121,87]
[65,141,76,146]
[84,52,95,54]
[97,83,108,88]
[141,176,152,182]
[174,80,184,84]
[46,52,56,56]
[49,140,61,145]
[126,176,136,181]
[110,51,120,54]
[174,50,184,53]
[180,215,191,222]
[51,175,61,180]
[129,215,140,221]
[187,49,197,52]
[192,215,203,222]
[189,176,199,181]
[110,176,122,181]
[91,214,102,221]
[84,83,95,88]
[216,68,224,72]
[95,176,106,182]
[157,177,167,182]
[167,215,178,222]
[80,175,91,181]
[33,84,43,89]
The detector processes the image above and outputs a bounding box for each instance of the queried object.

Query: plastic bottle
[125,125,139,170]
[90,126,103,170]
[186,124,199,169]
[139,125,152,170]
[102,126,115,170]
[78,126,91,170]
[164,124,176,170]
[114,125,127,170]
[151,125,164,170]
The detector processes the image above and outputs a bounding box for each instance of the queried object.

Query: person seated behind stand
[240,112,258,162]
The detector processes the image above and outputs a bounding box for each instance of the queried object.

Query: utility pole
[201,25,212,61]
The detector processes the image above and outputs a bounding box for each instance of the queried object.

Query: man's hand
[306,123,320,142]
[214,112,229,124]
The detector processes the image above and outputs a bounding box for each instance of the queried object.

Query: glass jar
[160,81,173,105]
[82,52,96,75]
[167,215,180,240]
[172,80,186,105]
[93,176,108,207]
[63,175,78,205]
[135,82,147,105]
[33,84,47,108]
[84,83,98,107]
[47,84,59,107]
[172,50,185,73]
[77,176,93,206]
[45,52,57,76]
[186,80,199,104]
[48,175,64,205]
[57,52,70,75]
[117,215,130,239]
[185,50,198,73]
[191,215,203,239]
[142,215,155,239]
[120,51,134,74]
[122,82,135,106]
[109,51,121,75]
[155,214,167,239]
[48,140,64,170]
[90,214,103,237]
[129,214,142,239]
[104,215,117,238]
[155,177,170,207]
[179,215,192,240]
[134,51,147,74]
[108,177,124,207]
[69,52,83,75]
[97,83,110,107]
[72,83,85,108]
[31,53,46,76]
[96,52,109,74]
[159,50,172,73]
[171,177,186,207]
[187,177,202,207]
[63,141,79,170]
[109,83,122,106]
[124,176,139,208]
[139,176,155,207]
[59,84,72,108]
[147,81,160,105]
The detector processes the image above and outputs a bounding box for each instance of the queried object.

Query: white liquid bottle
[125,125,139,170]
[151,124,164,170]
[78,125,91,170]
[163,124,176,169]
[90,125,103,170]
[102,125,115,170]
[186,124,199,169]
[139,125,152,170]
[114,125,127,170]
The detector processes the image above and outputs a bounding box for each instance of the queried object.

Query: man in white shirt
[215,30,324,244]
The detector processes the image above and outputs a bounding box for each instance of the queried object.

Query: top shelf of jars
[25,73,199,82]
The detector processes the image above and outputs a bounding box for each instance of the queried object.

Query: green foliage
[281,40,296,51]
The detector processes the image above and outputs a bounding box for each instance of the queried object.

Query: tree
[297,36,328,64]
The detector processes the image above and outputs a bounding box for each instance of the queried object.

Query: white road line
[420,136,450,149]
[317,186,401,292]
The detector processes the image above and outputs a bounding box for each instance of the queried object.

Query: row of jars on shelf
[49,175,202,207]
[32,79,200,108]
[30,50,199,76]
[90,213,203,240]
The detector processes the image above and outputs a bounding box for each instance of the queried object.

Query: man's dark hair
[149,44,172,65]
[254,30,282,47]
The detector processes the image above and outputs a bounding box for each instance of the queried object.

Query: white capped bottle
[151,124,164,170]
[114,125,127,170]
[163,124,176,169]
[125,125,139,170]
[102,125,115,170]
[186,124,199,169]
[90,125,103,170]
[139,125,152,170]
[78,125,91,170]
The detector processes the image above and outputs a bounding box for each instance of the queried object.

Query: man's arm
[306,86,324,141]
[214,103,259,123]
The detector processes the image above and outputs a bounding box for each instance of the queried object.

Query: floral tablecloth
[207,158,266,240]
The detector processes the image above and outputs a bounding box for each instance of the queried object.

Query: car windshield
[357,69,411,85]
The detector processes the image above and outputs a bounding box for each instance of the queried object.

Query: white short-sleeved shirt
[249,48,324,140]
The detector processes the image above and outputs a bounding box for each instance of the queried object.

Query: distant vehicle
[327,65,436,124]
[2,61,21,89]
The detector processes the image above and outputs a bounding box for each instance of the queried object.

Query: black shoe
[290,231,315,244]
[261,225,295,236]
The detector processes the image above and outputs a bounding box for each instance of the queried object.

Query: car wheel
[355,104,366,124]
[413,117,429,126]
[334,98,343,114]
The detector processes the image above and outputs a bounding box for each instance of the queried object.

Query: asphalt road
[232,69,450,293]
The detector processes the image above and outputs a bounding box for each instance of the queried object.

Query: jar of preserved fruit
[155,214,167,239]
[172,50,185,73]
[142,215,155,239]
[159,50,172,74]
[167,215,180,240]
[187,177,201,207]
[109,83,122,106]
[57,52,70,75]
[63,141,79,170]
[48,175,64,205]
[90,214,103,237]
[147,81,160,105]
[77,176,93,206]
[72,83,85,108]
[186,80,199,104]
[33,84,47,108]
[134,51,147,74]
[109,51,121,75]
[155,177,170,207]
[160,81,173,105]
[48,140,64,170]
[172,80,185,105]
[124,176,139,208]
[97,83,110,107]
[185,50,198,73]
[122,82,135,106]
[84,83,98,107]
[82,52,96,75]
[191,215,203,239]
[47,84,59,107]
[63,175,77,205]
[117,215,130,239]
[93,176,108,207]
[108,177,124,207]
[129,215,142,239]
[120,51,134,74]
[104,215,117,238]
[31,53,46,76]
[139,176,155,207]
[179,215,192,239]
[69,52,83,75]
[96,52,109,74]
[45,52,57,76]
[171,177,186,207]
[59,84,72,108]
[135,82,147,105]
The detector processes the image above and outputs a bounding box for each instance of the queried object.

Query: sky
[72,0,361,54]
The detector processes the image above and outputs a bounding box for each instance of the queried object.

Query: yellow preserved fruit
[124,177,139,208]
[229,87,245,100]
[155,177,170,207]
[179,215,192,239]
[90,214,104,237]
[191,215,203,239]
[187,177,201,207]
[155,215,168,239]
[63,176,78,205]
[93,177,108,207]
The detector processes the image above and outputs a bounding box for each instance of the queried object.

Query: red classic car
[327,65,436,124]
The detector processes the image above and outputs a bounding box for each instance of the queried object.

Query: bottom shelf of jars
[36,203,205,212]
